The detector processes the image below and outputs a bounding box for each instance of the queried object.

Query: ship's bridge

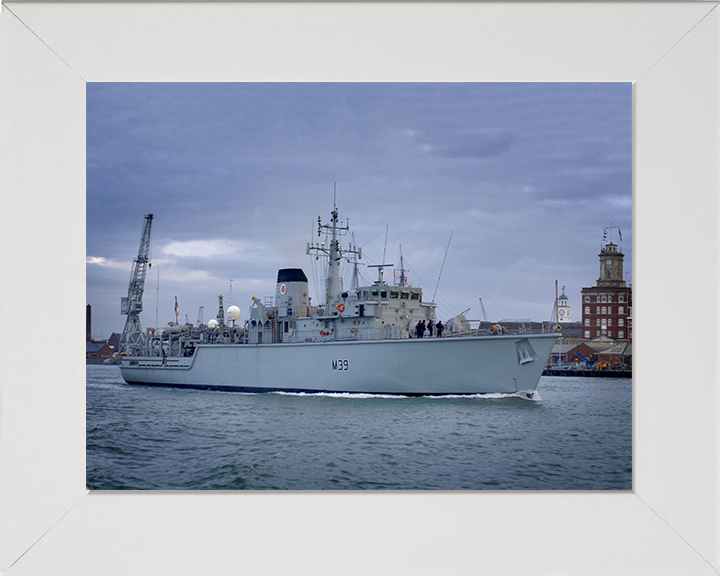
[357,285,422,304]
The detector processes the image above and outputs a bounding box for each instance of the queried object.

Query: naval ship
[119,205,559,396]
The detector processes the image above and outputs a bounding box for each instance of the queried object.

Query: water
[86,365,632,490]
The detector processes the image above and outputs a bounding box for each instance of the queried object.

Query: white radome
[227,306,241,321]
[207,319,219,329]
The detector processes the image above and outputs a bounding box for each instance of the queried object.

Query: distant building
[581,239,632,343]
[86,342,114,363]
[108,332,121,351]
[557,288,572,323]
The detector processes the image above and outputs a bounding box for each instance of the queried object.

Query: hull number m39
[332,359,349,371]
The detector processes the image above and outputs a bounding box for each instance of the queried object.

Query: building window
[585,319,590,326]
[601,306,607,315]
[619,318,624,326]
[608,319,612,326]
[608,306,612,314]
[601,295,607,303]
[597,296,601,302]
[596,319,600,326]
[585,296,590,303]
[601,319,607,328]
[619,306,624,314]
[596,331,600,336]
[619,331,624,338]
[607,295,612,302]
[585,306,590,314]
[585,330,590,338]
[596,307,600,314]
[619,295,624,302]
[608,331,612,337]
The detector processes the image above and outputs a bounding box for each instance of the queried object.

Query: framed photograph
[1,2,718,574]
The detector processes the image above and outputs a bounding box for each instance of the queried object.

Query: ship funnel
[275,268,309,315]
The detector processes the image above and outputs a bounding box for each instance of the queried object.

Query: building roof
[581,285,631,292]
[86,342,112,354]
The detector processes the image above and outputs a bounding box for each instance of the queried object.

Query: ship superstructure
[119,204,559,396]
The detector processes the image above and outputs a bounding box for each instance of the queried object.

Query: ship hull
[120,333,558,396]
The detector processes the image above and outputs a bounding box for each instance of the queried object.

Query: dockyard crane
[119,214,153,355]
[217,295,225,327]
[479,298,488,322]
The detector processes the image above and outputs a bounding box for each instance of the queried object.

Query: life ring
[337,303,345,312]
[402,302,406,308]
[147,327,155,336]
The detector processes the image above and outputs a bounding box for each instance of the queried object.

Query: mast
[395,244,408,286]
[307,199,361,310]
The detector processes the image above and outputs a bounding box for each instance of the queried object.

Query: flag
[619,229,622,241]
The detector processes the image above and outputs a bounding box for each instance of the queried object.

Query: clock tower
[557,287,571,323]
[598,242,625,287]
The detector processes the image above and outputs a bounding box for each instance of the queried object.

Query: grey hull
[120,333,558,395]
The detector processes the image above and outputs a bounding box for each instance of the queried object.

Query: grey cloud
[414,127,514,159]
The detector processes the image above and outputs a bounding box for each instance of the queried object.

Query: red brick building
[581,241,632,343]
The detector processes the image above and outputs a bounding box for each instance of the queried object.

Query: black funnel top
[277,268,308,283]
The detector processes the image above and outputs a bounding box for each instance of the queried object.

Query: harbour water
[87,365,631,490]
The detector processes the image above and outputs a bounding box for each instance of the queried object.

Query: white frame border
[1,3,718,575]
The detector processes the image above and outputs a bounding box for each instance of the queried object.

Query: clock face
[559,309,565,316]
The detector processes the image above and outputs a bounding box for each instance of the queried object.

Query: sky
[86,82,632,339]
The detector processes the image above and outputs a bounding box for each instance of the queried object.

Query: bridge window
[390,291,399,299]
[380,291,387,299]
[411,293,420,300]
[400,292,409,300]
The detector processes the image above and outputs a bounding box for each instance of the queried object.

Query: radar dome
[207,319,219,329]
[227,306,241,321]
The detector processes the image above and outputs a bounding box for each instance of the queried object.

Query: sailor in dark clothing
[427,320,434,337]
[436,321,443,338]
[415,321,423,338]
[417,320,425,338]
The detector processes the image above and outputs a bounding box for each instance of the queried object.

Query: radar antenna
[119,213,154,355]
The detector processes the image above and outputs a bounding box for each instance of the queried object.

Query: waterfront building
[581,238,632,343]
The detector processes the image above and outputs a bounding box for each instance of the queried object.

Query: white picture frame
[1,2,718,574]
